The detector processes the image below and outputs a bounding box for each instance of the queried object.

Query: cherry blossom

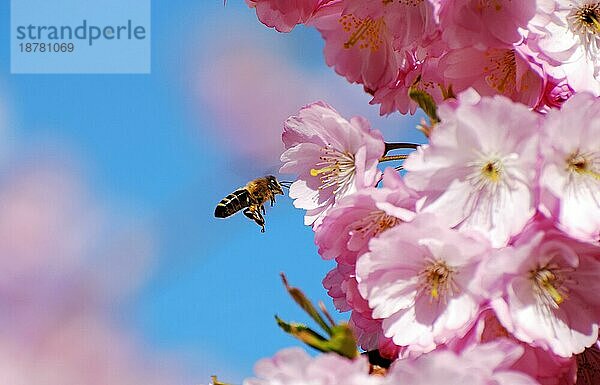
[536,78,575,112]
[317,168,419,356]
[349,310,401,360]
[356,214,490,354]
[383,340,538,385]
[371,50,446,115]
[438,43,547,108]
[246,0,324,32]
[403,91,540,247]
[528,0,600,94]
[439,0,536,49]
[310,1,399,92]
[448,310,578,385]
[539,92,600,243]
[243,347,380,385]
[280,101,385,227]
[343,0,438,53]
[315,167,419,262]
[486,225,600,357]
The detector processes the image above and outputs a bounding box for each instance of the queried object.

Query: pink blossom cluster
[244,341,543,385]
[242,0,600,384]
[246,90,600,384]
[246,0,600,113]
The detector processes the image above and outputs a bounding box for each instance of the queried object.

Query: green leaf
[281,274,333,336]
[275,315,330,353]
[409,87,440,124]
[326,324,359,359]
[275,316,359,359]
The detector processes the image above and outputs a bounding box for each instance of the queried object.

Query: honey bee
[214,175,289,232]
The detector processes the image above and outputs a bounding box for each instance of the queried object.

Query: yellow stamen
[579,5,600,32]
[483,49,516,95]
[532,267,568,308]
[566,3,600,59]
[352,211,400,238]
[481,160,502,182]
[592,15,600,32]
[543,282,564,305]
[310,147,356,194]
[418,260,456,303]
[567,151,600,180]
[310,164,338,177]
[539,269,564,305]
[344,18,374,49]
[582,169,600,180]
[430,275,439,299]
[339,14,384,52]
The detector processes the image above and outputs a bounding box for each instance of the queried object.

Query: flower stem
[379,154,408,162]
[385,142,419,153]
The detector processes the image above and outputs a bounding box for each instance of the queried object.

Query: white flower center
[417,259,458,303]
[351,210,400,238]
[466,154,508,193]
[563,149,600,202]
[566,149,600,180]
[310,147,356,196]
[567,2,600,58]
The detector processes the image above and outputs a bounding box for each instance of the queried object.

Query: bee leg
[243,207,265,232]
[254,210,266,233]
[261,205,266,215]
[270,196,276,206]
[243,208,255,221]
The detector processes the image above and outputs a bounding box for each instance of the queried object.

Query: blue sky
[0,1,425,382]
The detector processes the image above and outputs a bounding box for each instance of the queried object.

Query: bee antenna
[280,180,293,189]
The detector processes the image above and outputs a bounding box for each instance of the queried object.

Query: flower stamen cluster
[310,147,357,195]
[567,3,600,57]
[566,150,600,181]
[530,264,569,309]
[484,49,517,95]
[352,210,400,238]
[467,155,507,191]
[340,15,384,51]
[418,258,457,302]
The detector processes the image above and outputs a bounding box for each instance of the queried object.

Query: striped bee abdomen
[214,188,251,218]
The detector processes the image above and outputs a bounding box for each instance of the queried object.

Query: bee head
[266,175,284,195]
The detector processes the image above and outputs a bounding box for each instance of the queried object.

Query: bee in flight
[214,175,290,232]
